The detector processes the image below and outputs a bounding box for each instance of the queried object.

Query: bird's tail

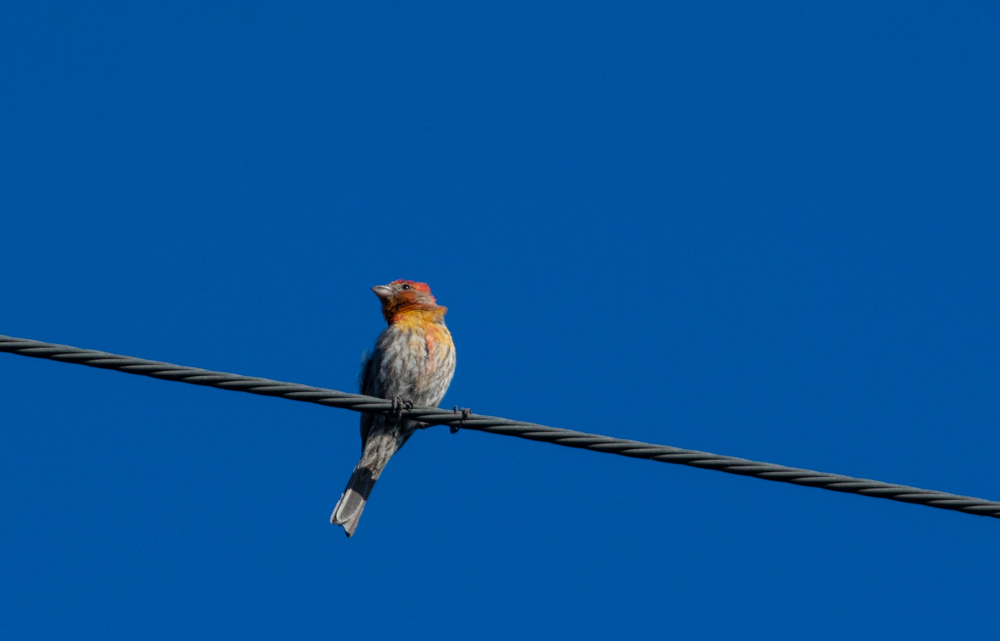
[331,427,410,537]
[330,463,378,537]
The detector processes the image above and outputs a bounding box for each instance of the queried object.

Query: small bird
[330,280,456,537]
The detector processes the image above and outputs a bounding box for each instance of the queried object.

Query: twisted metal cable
[2,333,998,520]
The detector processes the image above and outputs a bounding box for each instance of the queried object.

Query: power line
[2,333,998,520]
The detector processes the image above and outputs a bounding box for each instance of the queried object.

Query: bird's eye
[401,284,411,290]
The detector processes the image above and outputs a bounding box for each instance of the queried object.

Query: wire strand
[2,333,998,520]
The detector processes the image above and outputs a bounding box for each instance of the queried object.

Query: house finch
[330,280,456,537]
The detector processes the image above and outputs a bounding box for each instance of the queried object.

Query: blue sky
[2,2,998,639]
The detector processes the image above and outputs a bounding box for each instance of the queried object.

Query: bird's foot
[451,405,471,434]
[392,396,414,418]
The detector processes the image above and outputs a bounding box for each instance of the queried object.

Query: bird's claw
[392,396,414,418]
[451,405,471,433]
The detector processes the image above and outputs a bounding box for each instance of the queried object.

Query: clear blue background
[2,2,998,639]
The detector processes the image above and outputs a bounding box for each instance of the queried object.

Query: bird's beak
[371,285,393,301]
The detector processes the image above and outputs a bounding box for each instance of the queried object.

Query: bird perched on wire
[330,280,456,537]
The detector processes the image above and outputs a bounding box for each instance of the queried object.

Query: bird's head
[372,280,447,325]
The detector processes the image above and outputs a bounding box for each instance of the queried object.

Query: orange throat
[384,304,448,327]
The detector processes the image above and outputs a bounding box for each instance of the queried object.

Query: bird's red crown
[373,280,446,325]
[389,280,433,297]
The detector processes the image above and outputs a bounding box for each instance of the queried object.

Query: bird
[330,280,456,537]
